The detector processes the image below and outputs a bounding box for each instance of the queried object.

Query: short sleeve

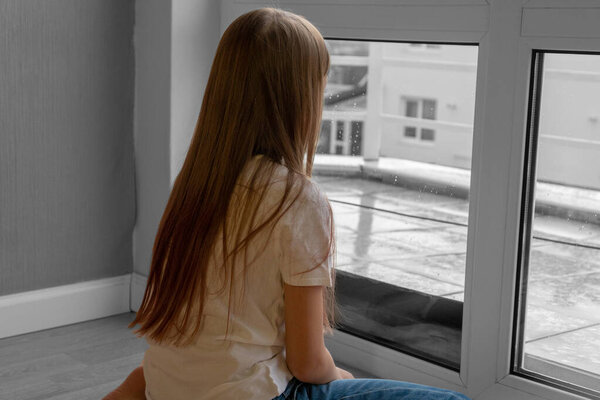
[278,181,334,287]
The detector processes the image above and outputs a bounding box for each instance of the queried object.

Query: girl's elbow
[289,364,314,383]
[291,368,317,383]
[286,356,335,384]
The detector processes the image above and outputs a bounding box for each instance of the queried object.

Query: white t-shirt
[142,155,334,400]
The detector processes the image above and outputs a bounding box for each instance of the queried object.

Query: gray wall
[134,0,221,278]
[0,0,136,296]
[132,0,172,279]
[170,0,221,184]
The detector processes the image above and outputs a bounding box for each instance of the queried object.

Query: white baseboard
[130,272,148,312]
[0,274,132,340]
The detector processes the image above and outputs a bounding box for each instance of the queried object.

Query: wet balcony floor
[312,174,600,377]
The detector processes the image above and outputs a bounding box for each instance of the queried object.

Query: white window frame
[222,1,600,399]
[407,43,443,52]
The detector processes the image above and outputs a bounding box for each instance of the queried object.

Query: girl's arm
[102,364,146,400]
[283,283,343,384]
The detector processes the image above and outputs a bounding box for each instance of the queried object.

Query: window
[405,99,418,118]
[350,121,363,156]
[401,97,438,142]
[421,128,435,141]
[320,40,367,156]
[317,120,332,154]
[315,40,477,370]
[336,121,344,141]
[422,99,436,120]
[514,51,600,398]
[404,126,417,138]
[211,3,600,400]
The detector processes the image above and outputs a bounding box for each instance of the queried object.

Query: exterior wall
[0,0,135,296]
[537,54,600,189]
[325,43,600,189]
[378,43,477,169]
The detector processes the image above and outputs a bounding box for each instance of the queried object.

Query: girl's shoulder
[249,155,327,198]
[276,177,331,233]
[239,155,330,224]
[295,177,328,210]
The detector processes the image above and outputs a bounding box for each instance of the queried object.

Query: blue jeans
[272,377,471,400]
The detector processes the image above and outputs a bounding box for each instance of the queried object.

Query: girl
[105,7,471,400]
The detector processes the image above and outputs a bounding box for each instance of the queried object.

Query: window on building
[336,121,345,141]
[320,40,367,156]
[401,98,438,142]
[421,128,435,141]
[317,121,332,154]
[404,126,417,138]
[350,121,363,156]
[405,99,419,118]
[422,99,437,120]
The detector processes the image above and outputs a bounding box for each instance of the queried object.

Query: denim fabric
[272,377,471,400]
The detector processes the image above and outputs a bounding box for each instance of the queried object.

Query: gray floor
[0,313,146,400]
[0,312,373,400]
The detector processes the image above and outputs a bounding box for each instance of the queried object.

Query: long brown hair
[129,8,334,346]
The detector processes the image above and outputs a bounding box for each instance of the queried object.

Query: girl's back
[142,155,334,400]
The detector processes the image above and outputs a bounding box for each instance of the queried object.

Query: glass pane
[317,120,332,154]
[517,52,600,395]
[350,121,363,156]
[336,121,345,141]
[422,99,437,120]
[405,99,419,118]
[404,126,417,138]
[421,128,435,141]
[315,40,478,370]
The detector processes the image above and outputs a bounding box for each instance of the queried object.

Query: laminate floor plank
[0,312,143,400]
[0,313,135,350]
[0,353,86,381]
[0,314,139,365]
[45,379,123,400]
[0,377,65,400]
[65,335,148,365]
[47,353,145,398]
